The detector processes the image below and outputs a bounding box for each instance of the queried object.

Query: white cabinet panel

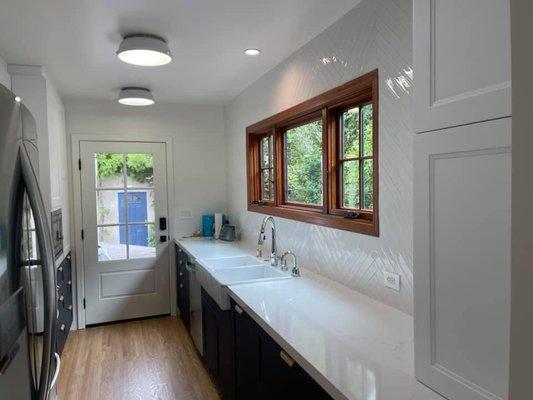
[414,0,511,133]
[414,118,510,400]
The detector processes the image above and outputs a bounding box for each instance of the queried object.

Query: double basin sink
[195,255,292,310]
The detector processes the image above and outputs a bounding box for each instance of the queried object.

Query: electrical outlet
[383,271,401,291]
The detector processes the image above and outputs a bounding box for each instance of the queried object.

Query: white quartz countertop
[175,237,444,400]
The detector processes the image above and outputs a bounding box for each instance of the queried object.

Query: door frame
[71,134,175,329]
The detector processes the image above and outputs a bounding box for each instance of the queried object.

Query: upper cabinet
[414,0,511,133]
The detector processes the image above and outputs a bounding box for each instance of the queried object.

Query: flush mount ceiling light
[244,48,261,56]
[118,87,155,106]
[117,34,172,66]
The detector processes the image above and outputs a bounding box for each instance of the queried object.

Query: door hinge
[83,298,86,309]
[81,229,84,240]
[78,158,81,170]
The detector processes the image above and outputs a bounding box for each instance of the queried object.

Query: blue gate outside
[118,192,148,246]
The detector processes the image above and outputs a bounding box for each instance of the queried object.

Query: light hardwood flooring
[57,316,220,400]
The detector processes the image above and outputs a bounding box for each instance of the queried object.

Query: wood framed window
[247,70,379,236]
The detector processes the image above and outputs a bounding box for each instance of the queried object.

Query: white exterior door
[79,141,170,325]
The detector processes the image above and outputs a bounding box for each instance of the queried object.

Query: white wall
[0,55,9,88]
[65,99,227,238]
[509,0,533,398]
[225,0,414,314]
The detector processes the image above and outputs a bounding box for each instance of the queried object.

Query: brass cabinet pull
[280,350,295,368]
[59,324,66,332]
[234,305,243,315]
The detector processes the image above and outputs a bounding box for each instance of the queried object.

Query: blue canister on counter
[202,214,215,237]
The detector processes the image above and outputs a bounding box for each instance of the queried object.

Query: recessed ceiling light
[117,35,172,66]
[118,87,155,106]
[244,49,261,56]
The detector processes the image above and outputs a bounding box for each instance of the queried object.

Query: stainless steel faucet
[257,216,278,266]
[281,251,300,277]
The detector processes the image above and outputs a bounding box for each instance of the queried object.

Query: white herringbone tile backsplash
[224,0,414,314]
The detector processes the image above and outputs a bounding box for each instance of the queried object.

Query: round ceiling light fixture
[244,48,261,56]
[117,34,172,66]
[118,87,155,106]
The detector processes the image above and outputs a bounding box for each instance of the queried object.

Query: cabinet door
[414,118,511,400]
[202,297,219,378]
[233,302,261,400]
[414,0,511,133]
[201,290,235,400]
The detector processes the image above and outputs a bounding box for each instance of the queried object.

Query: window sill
[248,203,379,236]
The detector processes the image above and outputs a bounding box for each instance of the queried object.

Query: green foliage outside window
[96,153,154,184]
[285,120,323,205]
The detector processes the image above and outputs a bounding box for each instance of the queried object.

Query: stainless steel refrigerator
[0,83,59,399]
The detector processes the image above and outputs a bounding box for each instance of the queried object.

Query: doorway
[78,140,171,325]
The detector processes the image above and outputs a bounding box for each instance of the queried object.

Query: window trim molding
[246,69,379,236]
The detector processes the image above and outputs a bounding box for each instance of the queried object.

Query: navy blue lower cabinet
[231,299,332,400]
[176,245,190,330]
[56,253,73,355]
[201,289,235,400]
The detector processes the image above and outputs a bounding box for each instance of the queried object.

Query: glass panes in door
[95,153,156,261]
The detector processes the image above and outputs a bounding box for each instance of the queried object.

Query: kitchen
[0,1,531,400]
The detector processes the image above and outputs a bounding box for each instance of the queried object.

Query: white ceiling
[0,0,361,104]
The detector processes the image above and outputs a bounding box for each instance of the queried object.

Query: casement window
[247,69,378,236]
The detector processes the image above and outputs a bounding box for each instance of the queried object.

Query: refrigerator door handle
[20,145,57,400]
[48,353,60,392]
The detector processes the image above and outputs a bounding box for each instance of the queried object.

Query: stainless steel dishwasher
[186,260,203,355]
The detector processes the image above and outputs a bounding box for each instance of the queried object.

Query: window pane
[126,153,154,188]
[362,103,373,157]
[119,191,155,223]
[97,226,127,261]
[342,108,359,158]
[96,190,125,225]
[261,169,275,201]
[128,224,156,259]
[95,153,124,188]
[285,120,323,206]
[260,136,273,167]
[363,159,373,210]
[342,161,360,209]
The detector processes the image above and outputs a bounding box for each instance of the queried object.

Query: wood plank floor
[57,316,221,400]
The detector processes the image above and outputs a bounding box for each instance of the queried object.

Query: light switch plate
[383,271,401,291]
[179,209,193,219]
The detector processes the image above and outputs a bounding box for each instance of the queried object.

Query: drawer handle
[280,350,295,368]
[68,280,72,285]
[68,305,73,311]
[234,305,243,315]
[179,272,183,276]
[67,254,71,260]
[59,295,64,302]
[179,260,183,265]
[58,266,63,272]
[178,249,183,253]
[59,324,66,332]
[179,284,184,288]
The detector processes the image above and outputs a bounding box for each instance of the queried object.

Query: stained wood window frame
[247,69,379,236]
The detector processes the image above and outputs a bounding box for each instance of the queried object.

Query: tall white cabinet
[413,1,511,400]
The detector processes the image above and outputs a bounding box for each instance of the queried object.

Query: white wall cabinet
[8,65,70,254]
[413,118,511,400]
[414,0,511,133]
